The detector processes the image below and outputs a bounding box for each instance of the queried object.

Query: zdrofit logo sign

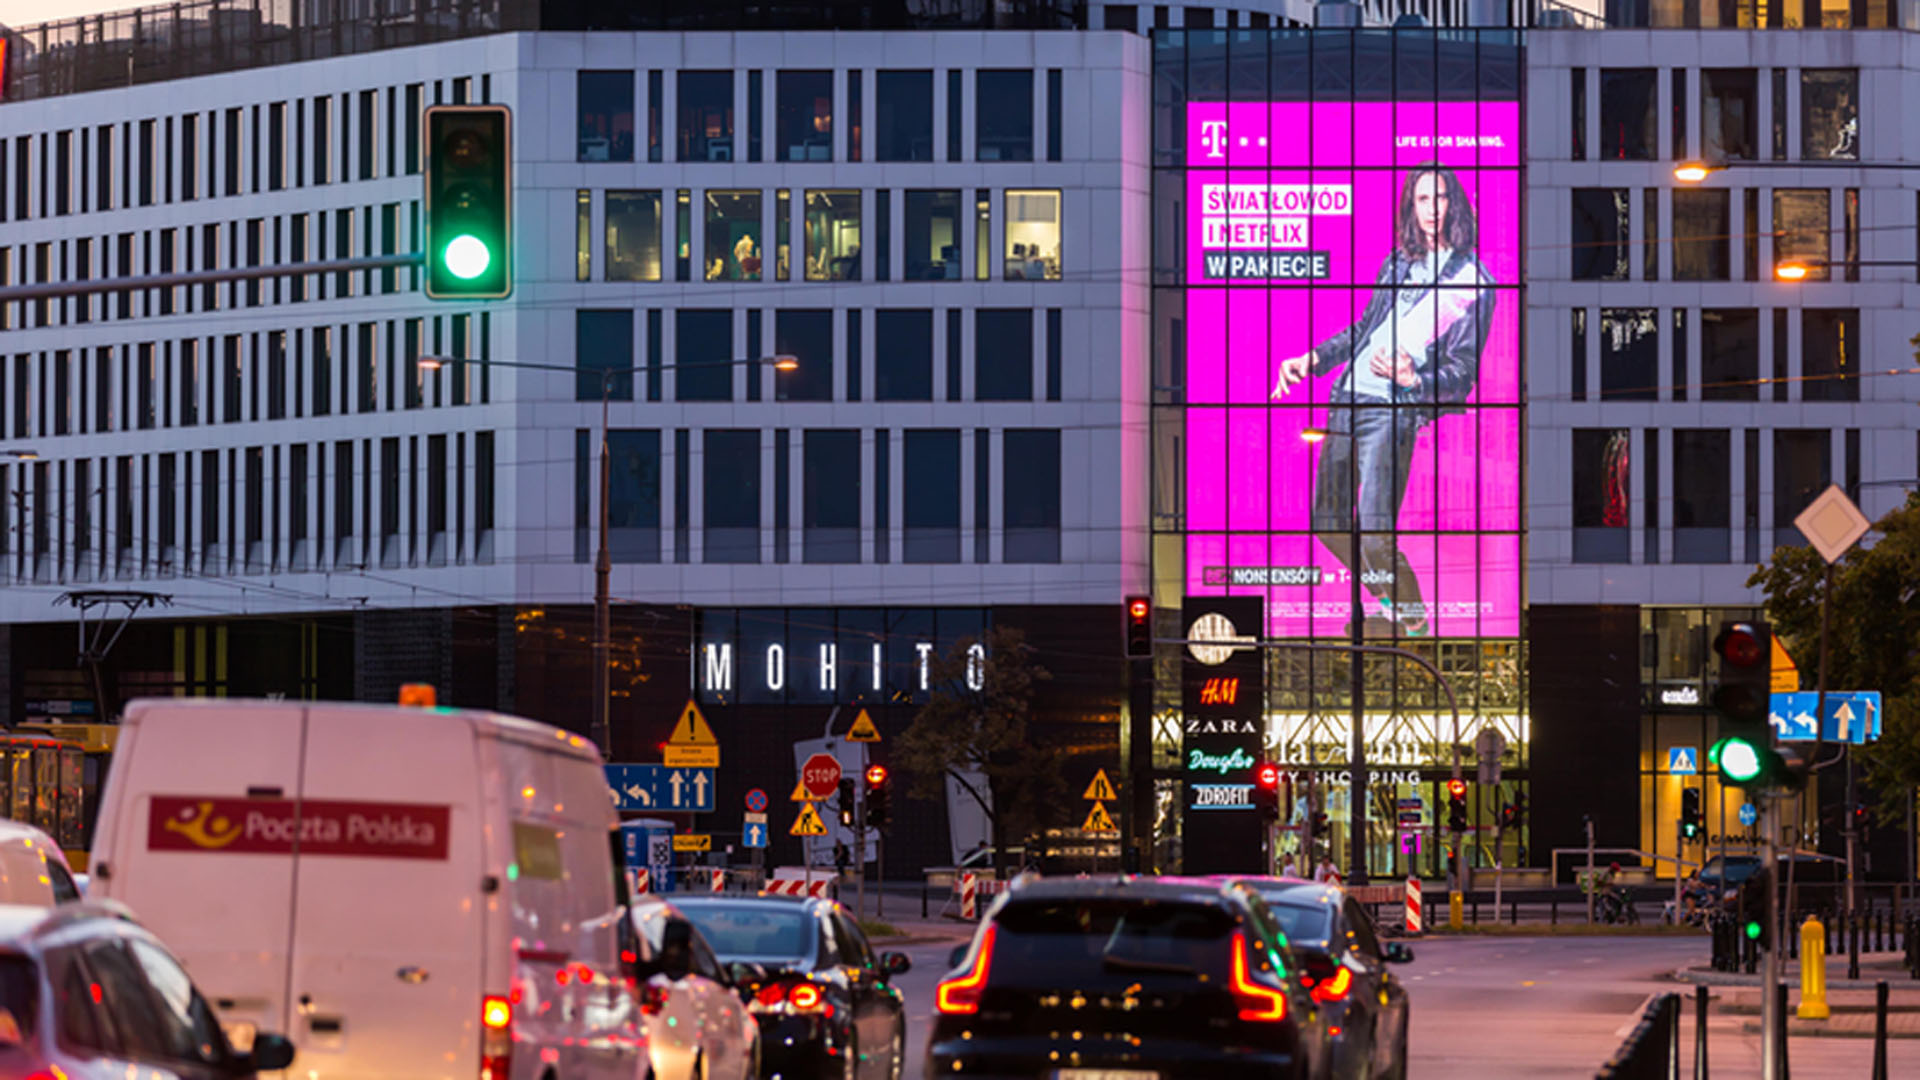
[148,796,452,859]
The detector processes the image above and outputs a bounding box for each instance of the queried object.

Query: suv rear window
[989,899,1235,983]
[0,955,37,1045]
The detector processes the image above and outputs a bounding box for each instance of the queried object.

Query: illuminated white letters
[916,643,935,691]
[765,644,785,692]
[871,643,883,691]
[703,644,733,693]
[819,644,837,691]
[966,643,987,691]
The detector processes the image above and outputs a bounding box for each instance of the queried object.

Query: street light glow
[418,357,445,371]
[443,234,492,280]
[1301,427,1330,444]
[772,355,801,372]
[1673,161,1714,183]
[1774,262,1811,282]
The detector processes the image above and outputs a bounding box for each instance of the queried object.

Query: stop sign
[801,753,843,800]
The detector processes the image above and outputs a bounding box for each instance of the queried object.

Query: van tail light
[1229,932,1289,1023]
[638,980,670,1016]
[748,979,831,1017]
[480,995,512,1080]
[935,925,997,1015]
[1309,964,1353,1004]
[787,983,824,1013]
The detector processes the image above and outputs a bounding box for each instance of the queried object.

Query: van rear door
[285,704,485,1079]
[93,700,307,1039]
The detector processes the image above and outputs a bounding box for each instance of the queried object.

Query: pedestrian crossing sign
[1668,746,1698,775]
[1083,770,1118,802]
[1082,802,1117,833]
[791,802,828,837]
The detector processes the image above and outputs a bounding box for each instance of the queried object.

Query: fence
[1595,992,1680,1080]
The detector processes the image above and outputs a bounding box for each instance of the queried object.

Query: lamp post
[419,353,798,758]
[1301,424,1372,887]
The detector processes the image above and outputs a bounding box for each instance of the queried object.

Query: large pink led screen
[1184,101,1522,639]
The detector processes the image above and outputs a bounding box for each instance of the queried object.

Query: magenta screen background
[1184,100,1522,638]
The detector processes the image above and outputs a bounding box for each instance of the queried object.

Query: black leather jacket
[1309,250,1496,421]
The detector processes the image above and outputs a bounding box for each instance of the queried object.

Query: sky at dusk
[7,0,144,27]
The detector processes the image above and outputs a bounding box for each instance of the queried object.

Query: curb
[1673,963,1920,992]
[1738,1019,1920,1040]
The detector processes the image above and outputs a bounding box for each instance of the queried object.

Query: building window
[704,429,760,563]
[847,70,863,162]
[576,309,635,402]
[1003,428,1061,564]
[904,190,962,281]
[875,70,933,162]
[747,70,763,162]
[1004,190,1061,281]
[1598,69,1656,161]
[675,189,692,281]
[609,430,662,563]
[976,70,1034,162]
[678,72,735,162]
[675,309,732,403]
[1700,69,1757,162]
[976,309,1034,401]
[1773,189,1830,280]
[1699,308,1758,402]
[1570,67,1586,161]
[775,189,792,280]
[774,309,833,403]
[1570,188,1629,281]
[875,310,933,402]
[904,429,960,563]
[1773,430,1830,549]
[1599,309,1656,401]
[605,190,663,282]
[1802,308,1859,403]
[1672,189,1729,280]
[804,190,861,281]
[776,71,833,161]
[576,190,592,281]
[1672,429,1731,564]
[803,429,861,564]
[1572,428,1630,563]
[1801,69,1858,161]
[705,190,763,282]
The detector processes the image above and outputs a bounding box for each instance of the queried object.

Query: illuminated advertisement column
[1180,595,1265,875]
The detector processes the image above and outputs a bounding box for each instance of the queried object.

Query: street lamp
[1298,423,1371,886]
[1672,161,1716,184]
[418,353,798,760]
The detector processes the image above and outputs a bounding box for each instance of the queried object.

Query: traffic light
[838,777,856,827]
[425,105,512,299]
[1680,788,1703,841]
[1448,795,1468,833]
[1706,621,1789,790]
[1499,800,1518,831]
[865,764,891,828]
[1737,866,1774,952]
[1124,596,1152,659]
[1311,809,1329,836]
[1253,762,1280,823]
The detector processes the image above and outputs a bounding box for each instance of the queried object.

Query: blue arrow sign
[1667,747,1698,775]
[605,764,717,812]
[1769,692,1882,745]
[742,822,768,849]
[1738,803,1758,827]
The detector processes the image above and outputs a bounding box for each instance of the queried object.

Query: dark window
[268,103,286,190]
[476,431,495,555]
[1672,190,1729,281]
[1671,68,1687,160]
[224,334,244,421]
[1643,188,1659,281]
[876,310,932,402]
[848,70,863,161]
[577,309,635,402]
[1598,69,1657,161]
[678,72,735,162]
[1046,69,1063,162]
[846,309,862,401]
[607,190,663,282]
[1673,429,1731,564]
[1700,308,1759,402]
[404,84,422,174]
[947,70,963,162]
[1701,69,1757,162]
[648,70,664,162]
[1671,308,1688,401]
[1572,428,1631,563]
[973,429,990,562]
[1803,309,1859,403]
[976,309,1033,401]
[578,72,635,163]
[876,71,933,162]
[610,429,662,563]
[1773,189,1831,280]
[947,309,963,401]
[1003,428,1061,563]
[747,70,763,162]
[1772,68,1788,159]
[1046,309,1061,402]
[704,429,760,563]
[875,190,891,281]
[977,70,1033,162]
[357,90,376,180]
[1801,69,1858,161]
[775,309,833,402]
[1106,5,1138,31]
[1570,188,1629,281]
[1599,309,1656,401]
[905,190,962,281]
[803,429,861,563]
[776,71,834,162]
[1570,67,1586,161]
[904,429,960,563]
[676,310,733,403]
[1774,430,1831,549]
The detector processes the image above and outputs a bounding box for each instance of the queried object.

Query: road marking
[1521,981,1535,987]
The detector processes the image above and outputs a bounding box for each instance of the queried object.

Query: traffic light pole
[1761,793,1783,1080]
[0,254,423,303]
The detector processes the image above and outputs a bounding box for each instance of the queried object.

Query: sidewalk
[1678,951,1918,991]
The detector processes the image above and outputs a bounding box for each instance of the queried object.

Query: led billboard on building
[1184,99,1522,638]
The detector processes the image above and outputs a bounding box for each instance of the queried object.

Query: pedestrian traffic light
[1124,596,1152,659]
[425,105,512,299]
[838,777,856,827]
[1253,762,1281,823]
[1706,621,1786,789]
[865,764,891,828]
[1680,788,1703,841]
[1737,866,1774,952]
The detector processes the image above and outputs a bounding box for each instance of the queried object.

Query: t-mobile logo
[1199,120,1229,159]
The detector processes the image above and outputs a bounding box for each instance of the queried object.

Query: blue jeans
[1310,405,1425,621]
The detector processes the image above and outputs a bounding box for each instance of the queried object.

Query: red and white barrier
[710,869,727,893]
[764,878,830,898]
[1404,876,1423,935]
[960,873,978,919]
[629,868,651,896]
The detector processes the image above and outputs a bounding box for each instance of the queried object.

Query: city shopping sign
[1768,691,1883,744]
[605,764,716,813]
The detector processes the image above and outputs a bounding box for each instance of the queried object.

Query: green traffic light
[443,234,492,280]
[1712,736,1763,783]
[1744,920,1762,940]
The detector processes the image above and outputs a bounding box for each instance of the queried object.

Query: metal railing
[1596,992,1680,1080]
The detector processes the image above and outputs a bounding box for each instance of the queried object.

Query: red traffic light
[1445,778,1468,799]
[1128,598,1150,622]
[1715,623,1765,668]
[864,764,889,787]
[1255,762,1280,790]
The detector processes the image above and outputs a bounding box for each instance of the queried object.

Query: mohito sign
[801,753,843,801]
[148,796,451,859]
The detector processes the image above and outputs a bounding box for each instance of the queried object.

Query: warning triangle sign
[1770,637,1801,694]
[846,709,881,743]
[791,802,829,837]
[1082,801,1117,833]
[789,780,816,802]
[1082,769,1118,802]
[669,700,717,746]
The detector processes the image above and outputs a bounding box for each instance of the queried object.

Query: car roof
[1237,878,1347,907]
[993,875,1246,908]
[670,893,837,917]
[0,901,142,951]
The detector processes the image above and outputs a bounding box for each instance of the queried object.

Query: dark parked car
[1232,878,1413,1080]
[671,895,910,1080]
[928,876,1330,1080]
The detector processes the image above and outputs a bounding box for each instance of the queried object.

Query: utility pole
[593,372,612,760]
[1761,794,1782,1080]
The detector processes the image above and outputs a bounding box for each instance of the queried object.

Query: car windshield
[987,899,1235,984]
[676,905,812,962]
[1260,898,1335,944]
[0,955,37,1046]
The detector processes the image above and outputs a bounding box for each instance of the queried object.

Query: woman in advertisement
[1270,162,1495,637]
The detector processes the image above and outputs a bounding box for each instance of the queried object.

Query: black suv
[928,877,1328,1080]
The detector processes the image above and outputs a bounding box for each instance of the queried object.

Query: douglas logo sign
[1188,747,1256,775]
[148,796,451,859]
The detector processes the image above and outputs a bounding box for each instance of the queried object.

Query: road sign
[1770,691,1883,744]
[1668,746,1699,776]
[744,812,767,825]
[1083,770,1118,801]
[1770,637,1801,694]
[744,788,769,813]
[1795,485,1871,565]
[1082,802,1117,833]
[743,821,768,848]
[846,709,881,743]
[791,802,828,837]
[789,780,816,802]
[801,753,843,800]
[1739,803,1759,827]
[605,764,717,812]
[666,700,720,768]
[673,834,712,853]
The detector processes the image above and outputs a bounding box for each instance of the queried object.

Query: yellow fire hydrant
[1798,914,1830,1020]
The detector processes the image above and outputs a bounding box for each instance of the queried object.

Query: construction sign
[666,700,719,768]
[672,834,712,853]
[790,802,828,837]
[1082,802,1117,833]
[789,780,816,802]
[846,709,881,743]
[1083,770,1118,802]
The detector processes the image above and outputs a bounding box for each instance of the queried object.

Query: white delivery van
[88,697,646,1080]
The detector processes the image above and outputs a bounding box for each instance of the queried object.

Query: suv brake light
[480,995,512,1080]
[935,925,997,1015]
[749,979,833,1017]
[639,980,670,1016]
[1308,964,1353,1003]
[1229,932,1288,1022]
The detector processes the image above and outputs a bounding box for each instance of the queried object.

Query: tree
[1747,491,1920,812]
[895,627,1063,879]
